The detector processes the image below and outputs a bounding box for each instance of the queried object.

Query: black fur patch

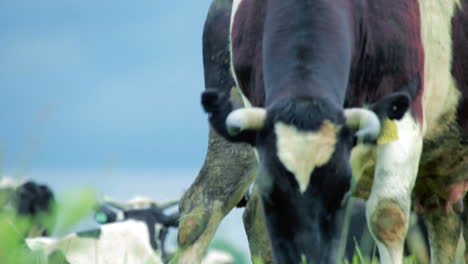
[15,181,54,216]
[368,79,416,121]
[265,96,345,131]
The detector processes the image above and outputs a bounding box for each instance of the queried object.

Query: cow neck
[262,0,354,107]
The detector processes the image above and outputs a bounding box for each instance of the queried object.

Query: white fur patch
[27,220,163,264]
[229,0,244,96]
[229,0,256,117]
[420,0,461,137]
[275,121,338,193]
[366,113,423,264]
[231,0,243,31]
[0,176,26,189]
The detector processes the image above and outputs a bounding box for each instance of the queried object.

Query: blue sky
[0,0,213,170]
[0,3,251,255]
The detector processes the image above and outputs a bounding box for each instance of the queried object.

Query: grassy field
[0,180,437,264]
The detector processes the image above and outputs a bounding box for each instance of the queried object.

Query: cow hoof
[370,200,407,245]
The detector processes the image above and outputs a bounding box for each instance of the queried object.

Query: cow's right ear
[201,89,260,145]
[368,92,410,121]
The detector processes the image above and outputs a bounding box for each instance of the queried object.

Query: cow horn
[226,107,267,136]
[344,108,381,141]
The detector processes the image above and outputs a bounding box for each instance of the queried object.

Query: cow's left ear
[368,92,410,121]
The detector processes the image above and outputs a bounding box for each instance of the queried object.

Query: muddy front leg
[175,0,259,261]
[177,123,257,263]
[366,113,423,264]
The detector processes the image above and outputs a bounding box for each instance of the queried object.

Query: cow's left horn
[344,108,381,141]
[226,108,267,136]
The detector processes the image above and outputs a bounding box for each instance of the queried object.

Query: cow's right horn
[226,108,267,136]
[344,108,381,141]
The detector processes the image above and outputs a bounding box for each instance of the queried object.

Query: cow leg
[242,186,273,264]
[177,86,258,263]
[366,113,423,264]
[176,0,259,261]
[422,195,462,264]
[159,227,169,261]
[177,123,257,263]
[405,214,430,264]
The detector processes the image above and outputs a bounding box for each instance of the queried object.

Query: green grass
[343,254,417,264]
[342,241,418,264]
[1,180,424,264]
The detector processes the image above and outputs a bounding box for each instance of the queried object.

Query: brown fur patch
[370,201,407,244]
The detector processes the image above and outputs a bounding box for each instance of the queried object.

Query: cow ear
[369,92,410,121]
[201,90,261,145]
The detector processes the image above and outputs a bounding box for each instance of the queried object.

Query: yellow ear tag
[377,118,399,145]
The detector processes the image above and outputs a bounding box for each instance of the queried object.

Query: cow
[197,0,468,263]
[25,197,179,264]
[26,197,236,264]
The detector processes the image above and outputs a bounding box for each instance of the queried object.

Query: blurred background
[0,0,248,259]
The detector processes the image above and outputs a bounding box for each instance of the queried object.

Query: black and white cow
[26,197,180,264]
[26,197,236,264]
[200,0,468,263]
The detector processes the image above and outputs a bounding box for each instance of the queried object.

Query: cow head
[202,89,409,262]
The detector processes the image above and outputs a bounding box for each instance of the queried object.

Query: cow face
[240,98,355,262]
[253,98,348,194]
[202,89,409,262]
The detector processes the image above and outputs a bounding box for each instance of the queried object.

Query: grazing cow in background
[26,197,235,264]
[26,197,180,264]
[200,0,468,263]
